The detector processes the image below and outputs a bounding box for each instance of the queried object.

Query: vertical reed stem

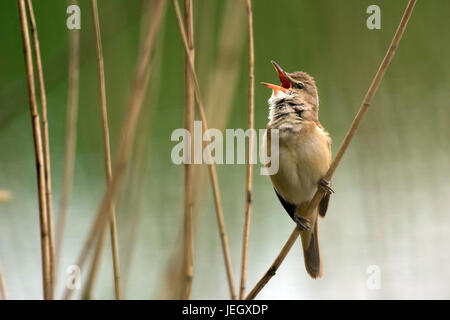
[173,0,237,300]
[82,223,107,299]
[62,0,167,300]
[17,0,51,300]
[239,0,255,300]
[181,0,195,300]
[81,0,121,300]
[55,0,80,270]
[25,0,56,298]
[245,0,417,300]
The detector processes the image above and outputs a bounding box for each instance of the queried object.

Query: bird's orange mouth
[261,60,291,93]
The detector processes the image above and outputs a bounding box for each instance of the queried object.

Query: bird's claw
[319,178,334,195]
[294,214,311,231]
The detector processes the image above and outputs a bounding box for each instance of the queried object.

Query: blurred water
[0,0,449,299]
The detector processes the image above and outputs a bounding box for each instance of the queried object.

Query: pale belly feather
[264,124,331,207]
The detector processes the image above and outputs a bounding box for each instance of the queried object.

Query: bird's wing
[318,193,330,218]
[319,127,332,218]
[274,188,296,222]
[276,185,329,219]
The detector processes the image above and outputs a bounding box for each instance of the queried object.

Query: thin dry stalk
[62,0,167,300]
[160,0,246,299]
[122,8,164,295]
[204,0,245,128]
[193,0,245,211]
[0,260,7,299]
[173,0,237,300]
[81,0,121,300]
[82,223,107,299]
[181,0,195,300]
[192,0,246,224]
[245,0,416,300]
[16,0,51,300]
[120,117,151,295]
[239,0,255,300]
[62,203,104,300]
[25,0,56,298]
[55,0,80,268]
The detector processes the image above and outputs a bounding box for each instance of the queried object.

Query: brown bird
[262,61,333,278]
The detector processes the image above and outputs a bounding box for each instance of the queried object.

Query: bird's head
[262,61,319,114]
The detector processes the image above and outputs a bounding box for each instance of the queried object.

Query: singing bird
[262,61,333,279]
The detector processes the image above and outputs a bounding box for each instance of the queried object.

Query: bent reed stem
[245,0,417,300]
[173,0,237,300]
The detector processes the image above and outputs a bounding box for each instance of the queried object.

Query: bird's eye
[296,83,304,89]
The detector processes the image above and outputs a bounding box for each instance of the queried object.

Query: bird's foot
[294,214,311,231]
[319,178,334,195]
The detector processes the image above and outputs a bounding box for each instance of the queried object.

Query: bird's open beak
[260,82,288,93]
[261,60,291,93]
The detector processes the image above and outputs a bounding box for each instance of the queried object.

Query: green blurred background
[0,0,449,299]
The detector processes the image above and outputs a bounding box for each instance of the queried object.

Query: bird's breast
[265,122,331,206]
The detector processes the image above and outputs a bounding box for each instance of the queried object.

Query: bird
[261,61,334,279]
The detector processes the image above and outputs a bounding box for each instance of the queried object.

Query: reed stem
[55,0,80,272]
[181,0,195,300]
[245,0,417,300]
[239,0,255,300]
[173,0,237,300]
[62,0,167,300]
[159,0,246,299]
[81,223,107,299]
[17,0,52,300]
[81,0,121,300]
[25,0,56,298]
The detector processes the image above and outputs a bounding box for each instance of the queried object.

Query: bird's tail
[300,217,323,279]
